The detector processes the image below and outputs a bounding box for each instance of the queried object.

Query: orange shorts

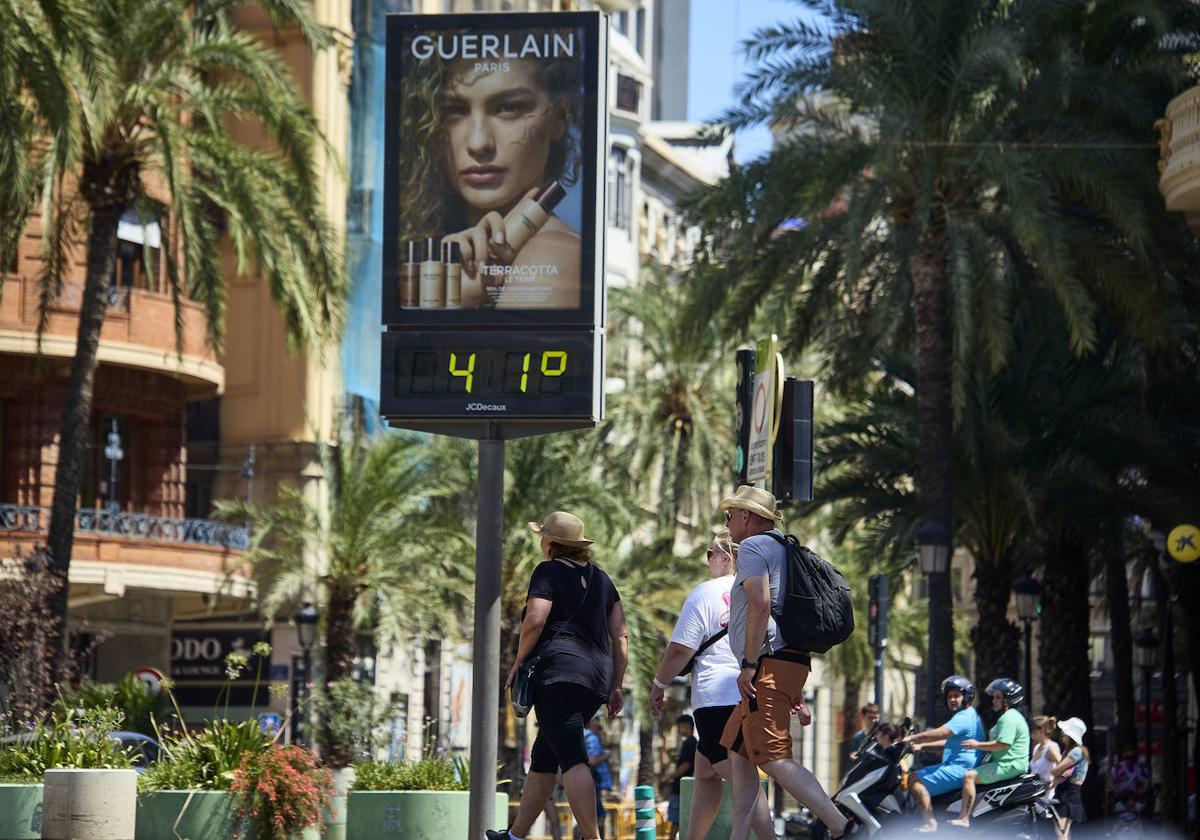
[720,649,812,765]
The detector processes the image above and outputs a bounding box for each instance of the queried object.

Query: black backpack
[766,532,855,654]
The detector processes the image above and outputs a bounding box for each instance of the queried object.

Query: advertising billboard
[383,12,607,328]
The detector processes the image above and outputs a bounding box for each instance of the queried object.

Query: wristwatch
[652,676,669,690]
[740,658,757,669]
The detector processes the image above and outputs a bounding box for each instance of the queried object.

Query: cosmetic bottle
[442,240,462,309]
[399,240,421,309]
[489,180,567,265]
[419,236,444,309]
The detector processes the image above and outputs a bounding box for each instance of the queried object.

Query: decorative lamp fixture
[917,520,952,575]
[1134,626,1160,671]
[1013,574,1042,622]
[295,601,319,651]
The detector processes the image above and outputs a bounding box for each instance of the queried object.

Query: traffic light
[868,573,889,649]
[734,348,756,487]
[772,378,814,503]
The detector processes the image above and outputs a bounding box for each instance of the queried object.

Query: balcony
[0,505,247,550]
[1158,85,1200,238]
[0,274,223,394]
[0,505,250,599]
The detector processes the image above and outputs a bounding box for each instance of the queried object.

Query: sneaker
[484,831,511,840]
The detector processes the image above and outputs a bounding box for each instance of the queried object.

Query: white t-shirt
[670,576,742,709]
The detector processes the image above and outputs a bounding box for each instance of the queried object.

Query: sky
[687,0,816,162]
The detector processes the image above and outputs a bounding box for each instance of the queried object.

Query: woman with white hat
[489,511,628,840]
[1050,717,1090,839]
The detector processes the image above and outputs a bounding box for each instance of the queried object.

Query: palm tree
[219,430,471,765]
[9,0,346,686]
[0,0,109,269]
[600,268,735,542]
[683,0,1186,702]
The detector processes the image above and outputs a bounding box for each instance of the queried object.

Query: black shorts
[1058,783,1086,823]
[694,705,736,765]
[529,681,605,774]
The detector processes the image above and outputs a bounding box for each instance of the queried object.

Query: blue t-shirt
[942,707,985,769]
[584,729,612,790]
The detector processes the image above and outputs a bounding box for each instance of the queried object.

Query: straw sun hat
[528,511,593,547]
[719,484,783,522]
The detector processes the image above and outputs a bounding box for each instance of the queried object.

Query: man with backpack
[719,485,855,840]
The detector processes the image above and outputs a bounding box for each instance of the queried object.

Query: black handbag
[511,563,595,719]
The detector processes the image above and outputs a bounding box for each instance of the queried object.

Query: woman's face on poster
[442,58,566,213]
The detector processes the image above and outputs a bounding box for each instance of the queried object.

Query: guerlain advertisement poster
[383,13,606,326]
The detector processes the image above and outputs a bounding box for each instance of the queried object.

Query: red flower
[232,746,333,840]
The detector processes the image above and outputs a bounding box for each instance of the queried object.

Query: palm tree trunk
[841,678,861,776]
[911,240,955,719]
[637,721,655,787]
[44,160,129,690]
[1151,562,1182,827]
[1176,562,1200,840]
[1037,532,1093,720]
[320,582,358,766]
[970,554,1019,695]
[1103,537,1137,757]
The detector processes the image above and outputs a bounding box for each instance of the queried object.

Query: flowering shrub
[232,745,332,840]
[139,719,272,791]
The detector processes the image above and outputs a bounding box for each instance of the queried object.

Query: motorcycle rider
[902,676,986,832]
[949,678,1031,829]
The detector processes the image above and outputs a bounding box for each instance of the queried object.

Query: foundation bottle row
[397,180,567,310]
[399,238,462,309]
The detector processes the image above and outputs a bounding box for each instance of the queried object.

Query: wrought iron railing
[0,505,247,550]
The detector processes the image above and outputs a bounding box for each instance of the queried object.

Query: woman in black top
[489,511,627,840]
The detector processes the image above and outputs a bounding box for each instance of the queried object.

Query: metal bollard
[634,785,655,840]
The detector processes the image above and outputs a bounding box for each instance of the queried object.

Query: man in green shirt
[949,678,1030,828]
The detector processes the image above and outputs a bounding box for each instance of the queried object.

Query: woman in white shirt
[1029,716,1062,797]
[648,532,774,840]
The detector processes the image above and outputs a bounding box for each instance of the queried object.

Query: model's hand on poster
[445,211,504,280]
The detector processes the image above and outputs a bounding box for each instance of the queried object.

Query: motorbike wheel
[1018,806,1056,840]
[810,821,829,840]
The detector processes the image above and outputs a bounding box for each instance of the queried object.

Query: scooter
[812,719,1058,839]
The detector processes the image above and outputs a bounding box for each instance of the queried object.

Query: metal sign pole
[468,428,504,839]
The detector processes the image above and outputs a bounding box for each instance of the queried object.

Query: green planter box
[135,791,321,840]
[679,777,768,840]
[346,791,508,840]
[0,784,43,840]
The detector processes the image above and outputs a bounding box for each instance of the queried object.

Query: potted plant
[0,774,44,840]
[0,708,137,840]
[136,647,330,840]
[347,755,507,840]
[136,718,271,840]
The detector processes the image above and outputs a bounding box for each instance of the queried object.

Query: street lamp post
[294,602,319,747]
[103,419,124,513]
[1134,625,1160,788]
[918,521,952,726]
[1013,574,1041,710]
[241,444,256,504]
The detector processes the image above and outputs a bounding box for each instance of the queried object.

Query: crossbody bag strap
[533,561,596,654]
[681,626,728,675]
[693,627,728,658]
